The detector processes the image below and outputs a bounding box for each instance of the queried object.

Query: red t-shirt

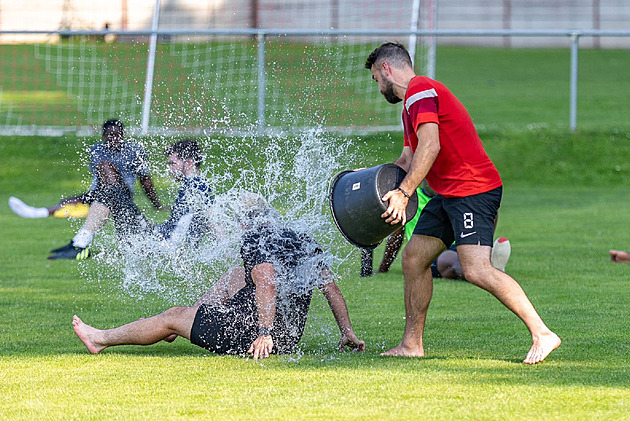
[403,76,502,198]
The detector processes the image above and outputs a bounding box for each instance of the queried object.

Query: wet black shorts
[190,303,258,355]
[414,186,502,248]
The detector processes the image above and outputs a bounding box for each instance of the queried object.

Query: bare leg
[160,267,246,344]
[83,201,111,233]
[457,245,561,364]
[195,267,246,306]
[72,306,199,354]
[377,228,404,273]
[382,235,444,357]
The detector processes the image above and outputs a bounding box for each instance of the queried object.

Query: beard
[381,79,401,104]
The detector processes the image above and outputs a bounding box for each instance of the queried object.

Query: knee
[162,306,193,326]
[401,246,431,273]
[460,263,492,285]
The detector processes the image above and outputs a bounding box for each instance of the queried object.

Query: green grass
[1,130,630,419]
[2,43,630,131]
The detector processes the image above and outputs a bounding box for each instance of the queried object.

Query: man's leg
[381,234,445,357]
[195,267,246,306]
[72,306,199,354]
[160,267,247,343]
[457,245,561,364]
[377,228,404,273]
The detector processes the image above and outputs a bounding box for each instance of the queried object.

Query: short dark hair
[166,139,203,168]
[365,42,413,70]
[102,119,124,135]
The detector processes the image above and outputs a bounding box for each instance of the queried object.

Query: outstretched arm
[319,274,365,352]
[139,175,163,210]
[248,262,276,360]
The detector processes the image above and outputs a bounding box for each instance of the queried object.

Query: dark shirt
[89,142,150,194]
[232,225,327,353]
[155,175,213,243]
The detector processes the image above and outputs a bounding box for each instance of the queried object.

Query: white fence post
[141,0,161,135]
[257,31,266,135]
[570,32,580,133]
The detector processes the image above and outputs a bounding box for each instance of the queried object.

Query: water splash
[80,124,360,306]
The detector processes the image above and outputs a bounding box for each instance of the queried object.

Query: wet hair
[364,42,413,70]
[232,190,280,228]
[235,191,270,221]
[102,119,124,136]
[165,139,203,168]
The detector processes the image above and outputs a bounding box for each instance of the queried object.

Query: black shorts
[92,184,150,237]
[190,303,258,355]
[414,186,502,248]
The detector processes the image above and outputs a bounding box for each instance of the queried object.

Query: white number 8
[463,212,474,229]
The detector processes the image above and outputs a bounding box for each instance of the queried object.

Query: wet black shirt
[230,225,325,353]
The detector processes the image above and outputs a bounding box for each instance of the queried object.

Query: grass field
[1,125,630,419]
[2,43,630,131]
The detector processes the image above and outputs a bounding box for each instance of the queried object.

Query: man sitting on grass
[49,139,212,260]
[72,192,365,359]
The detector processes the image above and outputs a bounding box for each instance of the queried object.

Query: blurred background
[0,0,628,134]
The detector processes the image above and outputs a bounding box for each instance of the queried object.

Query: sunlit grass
[1,132,630,418]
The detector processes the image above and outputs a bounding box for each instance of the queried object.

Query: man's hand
[338,331,365,352]
[381,189,409,225]
[610,249,630,263]
[248,335,274,361]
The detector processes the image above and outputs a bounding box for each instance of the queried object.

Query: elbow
[430,142,440,159]
[252,263,276,291]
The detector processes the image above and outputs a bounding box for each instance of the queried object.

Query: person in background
[9,119,162,219]
[48,139,212,260]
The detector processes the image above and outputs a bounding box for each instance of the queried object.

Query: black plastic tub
[329,164,418,248]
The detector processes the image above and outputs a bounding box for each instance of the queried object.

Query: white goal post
[0,0,435,135]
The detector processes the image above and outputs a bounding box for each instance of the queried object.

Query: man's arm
[139,175,163,210]
[393,146,413,172]
[318,272,365,352]
[248,262,276,361]
[382,122,440,226]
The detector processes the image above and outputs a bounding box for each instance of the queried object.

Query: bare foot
[381,344,424,357]
[523,331,561,364]
[72,315,106,354]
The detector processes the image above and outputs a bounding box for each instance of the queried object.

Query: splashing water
[79,125,361,307]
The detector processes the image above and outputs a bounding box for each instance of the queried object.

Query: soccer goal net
[0,0,436,135]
